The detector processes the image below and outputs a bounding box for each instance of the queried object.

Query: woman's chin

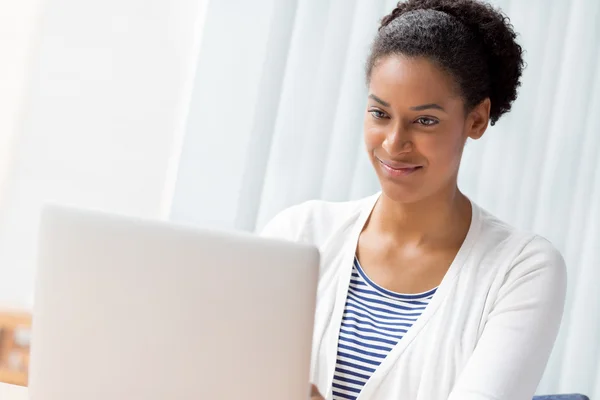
[379,181,426,204]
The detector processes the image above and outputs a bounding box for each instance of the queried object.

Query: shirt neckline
[352,257,438,301]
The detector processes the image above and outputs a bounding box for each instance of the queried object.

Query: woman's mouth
[377,158,423,177]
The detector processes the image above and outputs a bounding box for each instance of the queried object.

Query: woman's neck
[370,186,472,247]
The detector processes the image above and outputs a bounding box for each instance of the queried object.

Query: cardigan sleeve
[260,207,294,239]
[259,202,312,243]
[447,235,567,400]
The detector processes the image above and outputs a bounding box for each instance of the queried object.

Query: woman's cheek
[425,136,464,173]
[363,125,384,151]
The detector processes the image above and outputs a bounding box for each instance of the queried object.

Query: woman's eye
[415,117,439,126]
[369,110,388,119]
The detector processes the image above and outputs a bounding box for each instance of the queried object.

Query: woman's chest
[313,289,489,400]
[355,238,459,294]
[311,239,509,399]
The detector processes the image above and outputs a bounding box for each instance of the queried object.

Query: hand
[310,384,325,400]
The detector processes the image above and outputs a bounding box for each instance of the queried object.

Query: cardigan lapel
[356,202,482,399]
[320,192,381,399]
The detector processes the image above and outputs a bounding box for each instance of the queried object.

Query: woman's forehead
[369,55,460,106]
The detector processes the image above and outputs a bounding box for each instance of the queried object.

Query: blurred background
[0,0,598,395]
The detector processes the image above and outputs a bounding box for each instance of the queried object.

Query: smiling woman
[364,55,489,205]
[261,1,566,400]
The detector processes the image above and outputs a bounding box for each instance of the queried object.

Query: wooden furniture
[0,310,31,387]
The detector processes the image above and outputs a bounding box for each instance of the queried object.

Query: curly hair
[366,0,524,126]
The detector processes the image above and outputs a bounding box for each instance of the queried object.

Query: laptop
[28,205,319,400]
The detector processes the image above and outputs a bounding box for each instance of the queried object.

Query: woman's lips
[377,157,423,177]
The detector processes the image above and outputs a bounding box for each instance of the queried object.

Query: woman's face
[364,55,488,204]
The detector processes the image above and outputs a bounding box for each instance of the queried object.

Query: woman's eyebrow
[410,103,446,112]
[369,94,446,113]
[368,94,390,107]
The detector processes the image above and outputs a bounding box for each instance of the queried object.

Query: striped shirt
[332,258,437,400]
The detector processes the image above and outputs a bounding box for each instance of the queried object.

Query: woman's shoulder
[473,203,566,283]
[259,193,378,245]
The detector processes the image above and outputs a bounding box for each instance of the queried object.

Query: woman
[262,1,566,399]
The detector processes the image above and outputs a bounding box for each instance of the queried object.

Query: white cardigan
[261,192,566,400]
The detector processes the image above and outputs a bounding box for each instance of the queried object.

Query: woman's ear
[466,98,491,140]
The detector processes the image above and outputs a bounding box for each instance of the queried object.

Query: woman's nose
[382,124,412,156]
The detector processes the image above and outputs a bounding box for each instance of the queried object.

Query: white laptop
[28,205,319,400]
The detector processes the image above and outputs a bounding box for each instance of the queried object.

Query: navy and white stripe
[332,258,437,400]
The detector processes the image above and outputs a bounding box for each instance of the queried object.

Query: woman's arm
[259,202,310,242]
[448,236,567,400]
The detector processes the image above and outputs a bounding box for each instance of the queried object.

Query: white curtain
[171,0,600,396]
[0,0,42,215]
[0,0,209,308]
